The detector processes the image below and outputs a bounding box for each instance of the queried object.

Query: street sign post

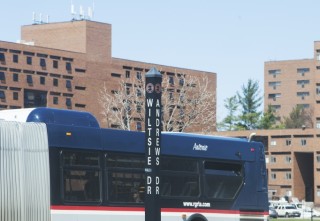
[145,67,162,221]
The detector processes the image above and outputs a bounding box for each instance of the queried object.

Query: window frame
[61,150,102,204]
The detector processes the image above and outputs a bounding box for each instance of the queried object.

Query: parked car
[291,203,320,218]
[274,204,301,218]
[269,206,278,218]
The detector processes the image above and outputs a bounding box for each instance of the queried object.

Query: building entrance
[294,152,314,202]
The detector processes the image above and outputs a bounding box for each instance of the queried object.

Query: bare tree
[99,76,144,130]
[98,72,216,133]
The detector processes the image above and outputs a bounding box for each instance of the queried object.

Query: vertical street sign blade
[145,67,162,221]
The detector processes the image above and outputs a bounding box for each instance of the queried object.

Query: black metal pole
[145,67,162,221]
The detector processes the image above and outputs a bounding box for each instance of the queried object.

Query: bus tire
[187,213,208,221]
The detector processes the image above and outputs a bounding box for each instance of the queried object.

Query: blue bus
[0,108,268,221]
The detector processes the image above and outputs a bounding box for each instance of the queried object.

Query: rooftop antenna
[39,13,42,23]
[32,12,36,24]
[79,5,84,20]
[88,7,92,20]
[92,0,95,19]
[32,12,49,24]
[71,1,76,20]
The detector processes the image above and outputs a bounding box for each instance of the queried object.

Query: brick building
[261,42,320,204]
[0,20,216,131]
[215,129,320,205]
[215,42,320,205]
[265,41,320,127]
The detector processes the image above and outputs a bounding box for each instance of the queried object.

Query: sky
[1,1,320,122]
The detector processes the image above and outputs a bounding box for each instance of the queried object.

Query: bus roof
[0,108,260,162]
[0,107,99,128]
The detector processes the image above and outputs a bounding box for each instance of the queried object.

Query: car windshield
[285,206,295,209]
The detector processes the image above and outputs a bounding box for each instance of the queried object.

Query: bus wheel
[187,213,208,221]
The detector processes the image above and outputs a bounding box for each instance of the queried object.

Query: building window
[316,155,320,163]
[0,91,5,99]
[13,54,18,63]
[13,92,18,100]
[297,68,310,76]
[13,73,18,82]
[53,78,58,87]
[66,98,72,107]
[0,72,5,82]
[40,58,46,67]
[66,62,72,71]
[26,75,33,84]
[285,156,292,163]
[268,93,281,101]
[75,103,86,108]
[317,85,320,95]
[268,81,281,89]
[137,104,142,113]
[297,92,309,100]
[317,120,320,129]
[301,139,307,146]
[136,88,142,97]
[271,105,281,111]
[271,173,276,180]
[317,50,320,60]
[136,122,142,131]
[286,139,291,146]
[125,70,130,78]
[270,156,276,163]
[299,104,309,109]
[285,172,292,180]
[0,53,5,62]
[179,78,185,86]
[66,80,72,89]
[53,60,58,69]
[136,71,142,80]
[26,56,32,65]
[297,80,309,88]
[168,91,174,101]
[111,73,121,78]
[126,87,130,95]
[24,89,47,108]
[40,76,45,85]
[169,76,174,85]
[270,140,277,146]
[268,69,281,78]
[75,68,86,73]
[53,97,58,105]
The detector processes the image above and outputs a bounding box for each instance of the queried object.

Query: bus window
[62,151,100,167]
[161,157,198,172]
[160,157,199,198]
[108,171,145,203]
[107,153,144,169]
[161,175,199,197]
[106,153,145,204]
[61,151,101,203]
[204,161,243,200]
